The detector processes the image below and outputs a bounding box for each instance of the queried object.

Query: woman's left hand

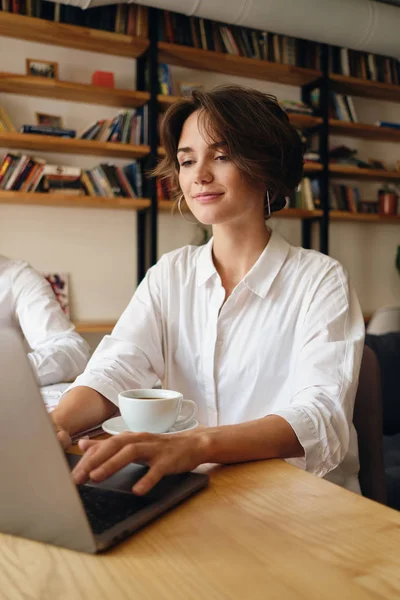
[72,429,210,495]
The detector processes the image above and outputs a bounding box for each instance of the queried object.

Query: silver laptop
[0,329,208,553]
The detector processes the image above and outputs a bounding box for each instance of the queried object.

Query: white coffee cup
[118,389,197,434]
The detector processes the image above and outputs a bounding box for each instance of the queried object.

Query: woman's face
[177,110,265,226]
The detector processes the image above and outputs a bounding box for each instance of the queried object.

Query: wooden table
[1,459,400,600]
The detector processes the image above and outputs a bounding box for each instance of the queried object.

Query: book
[375,121,400,130]
[20,125,76,138]
[43,273,70,316]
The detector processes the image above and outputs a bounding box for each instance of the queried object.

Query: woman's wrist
[192,428,215,464]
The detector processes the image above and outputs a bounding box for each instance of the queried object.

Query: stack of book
[330,184,361,212]
[0,153,85,194]
[0,2,149,37]
[0,152,143,198]
[0,153,47,191]
[82,162,142,198]
[158,10,322,70]
[329,92,357,122]
[80,107,148,145]
[330,46,399,85]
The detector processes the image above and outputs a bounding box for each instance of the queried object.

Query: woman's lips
[193,193,224,203]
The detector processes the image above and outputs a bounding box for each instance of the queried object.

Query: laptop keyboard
[77,485,154,535]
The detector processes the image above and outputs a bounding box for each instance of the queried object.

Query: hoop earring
[265,190,271,219]
[178,194,198,224]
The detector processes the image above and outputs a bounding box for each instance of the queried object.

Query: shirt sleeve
[13,263,90,387]
[271,261,365,478]
[66,261,165,406]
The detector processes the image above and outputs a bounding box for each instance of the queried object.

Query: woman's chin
[191,206,229,226]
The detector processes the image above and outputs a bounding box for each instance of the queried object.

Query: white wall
[0,34,399,346]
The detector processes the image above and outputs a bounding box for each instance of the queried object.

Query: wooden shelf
[74,321,116,333]
[0,132,150,159]
[0,12,149,58]
[0,190,151,210]
[330,120,400,142]
[304,162,323,173]
[289,114,322,129]
[330,164,400,181]
[158,42,321,86]
[158,94,181,108]
[330,210,400,224]
[330,73,400,103]
[0,72,150,108]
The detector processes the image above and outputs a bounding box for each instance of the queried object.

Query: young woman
[52,86,365,495]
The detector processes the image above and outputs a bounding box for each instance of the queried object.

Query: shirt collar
[196,230,290,297]
[243,230,290,298]
[196,237,216,286]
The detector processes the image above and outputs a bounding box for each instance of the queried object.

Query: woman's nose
[194,161,213,184]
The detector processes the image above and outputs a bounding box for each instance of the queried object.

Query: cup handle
[175,399,196,427]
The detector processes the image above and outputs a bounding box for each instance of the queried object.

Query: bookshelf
[329,120,400,143]
[158,42,321,86]
[330,73,400,103]
[0,12,149,57]
[330,211,400,224]
[0,190,151,210]
[0,72,150,108]
[329,165,400,182]
[0,132,150,159]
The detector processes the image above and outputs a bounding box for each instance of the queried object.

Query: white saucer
[102,415,199,436]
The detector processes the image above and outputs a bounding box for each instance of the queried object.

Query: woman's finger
[78,438,100,451]
[133,464,165,496]
[72,436,129,483]
[88,442,141,482]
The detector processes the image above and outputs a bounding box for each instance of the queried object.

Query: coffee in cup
[117,389,196,434]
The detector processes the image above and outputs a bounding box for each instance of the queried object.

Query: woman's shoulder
[287,243,346,277]
[0,255,31,281]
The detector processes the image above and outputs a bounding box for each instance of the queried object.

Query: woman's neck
[212,221,271,297]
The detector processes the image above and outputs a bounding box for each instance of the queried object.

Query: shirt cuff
[62,374,121,407]
[270,406,328,477]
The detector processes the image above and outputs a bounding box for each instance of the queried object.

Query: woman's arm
[271,261,365,477]
[52,262,165,445]
[13,264,90,386]
[72,415,303,495]
[52,386,118,447]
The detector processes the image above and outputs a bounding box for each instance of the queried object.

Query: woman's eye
[216,155,228,161]
[180,160,193,167]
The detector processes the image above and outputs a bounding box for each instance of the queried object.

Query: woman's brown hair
[153,85,304,218]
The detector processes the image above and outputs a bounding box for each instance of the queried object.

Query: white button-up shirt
[71,231,365,492]
[0,256,90,386]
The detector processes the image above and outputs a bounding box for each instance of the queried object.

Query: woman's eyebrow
[177,146,192,154]
[177,141,227,154]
